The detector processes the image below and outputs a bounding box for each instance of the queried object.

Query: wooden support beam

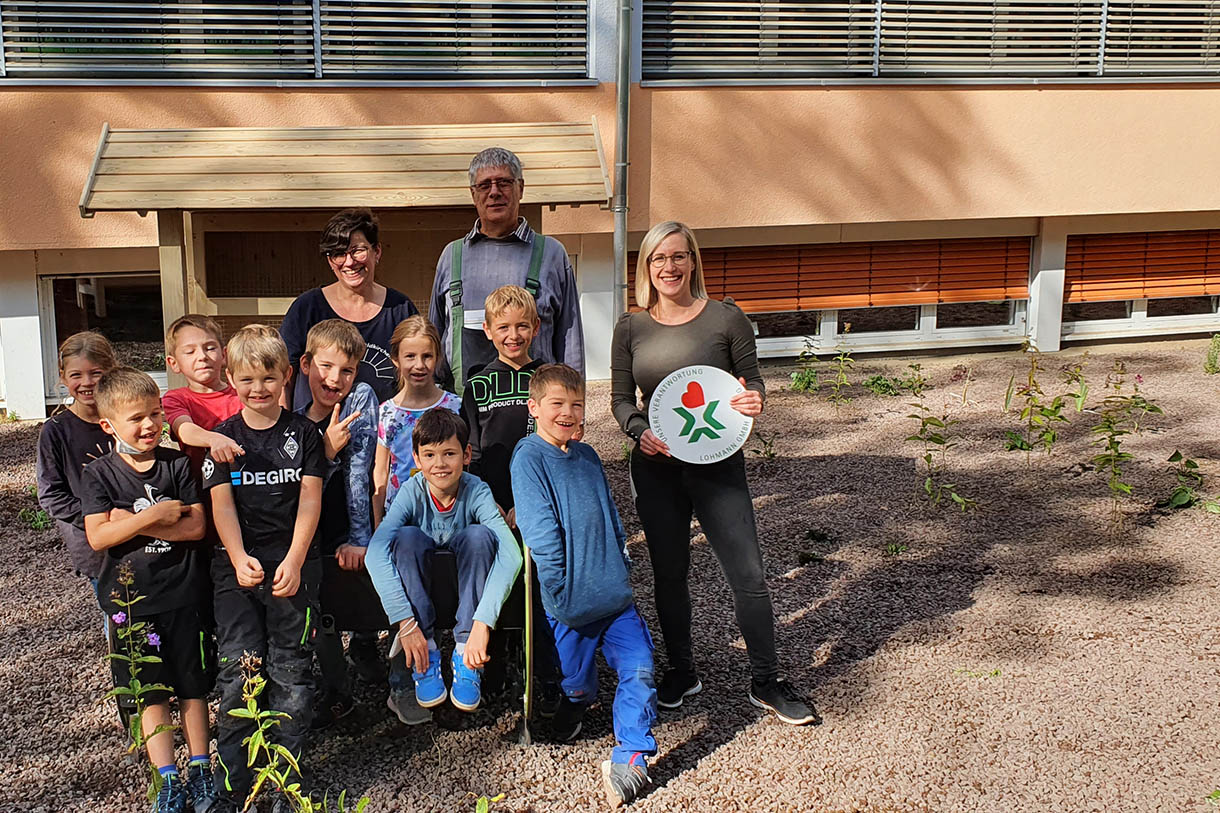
[158,209,188,389]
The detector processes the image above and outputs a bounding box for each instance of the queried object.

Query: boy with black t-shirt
[80,368,215,813]
[202,325,326,813]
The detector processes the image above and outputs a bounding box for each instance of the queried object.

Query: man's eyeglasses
[471,178,520,193]
[326,246,371,262]
[648,251,693,269]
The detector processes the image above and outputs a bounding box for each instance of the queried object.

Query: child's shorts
[108,603,215,711]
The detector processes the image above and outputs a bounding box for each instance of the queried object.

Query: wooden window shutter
[1065,230,1220,303]
[630,236,1031,312]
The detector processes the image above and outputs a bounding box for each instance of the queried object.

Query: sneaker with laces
[601,754,651,808]
[551,697,586,742]
[748,678,819,725]
[346,634,386,683]
[656,669,702,709]
[152,772,189,813]
[185,763,218,813]
[537,680,563,718]
[387,686,433,726]
[310,691,354,731]
[413,648,447,707]
[450,650,482,711]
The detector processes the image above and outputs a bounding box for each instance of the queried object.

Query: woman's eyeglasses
[648,251,693,269]
[326,246,372,262]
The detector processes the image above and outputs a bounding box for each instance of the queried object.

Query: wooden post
[158,209,188,390]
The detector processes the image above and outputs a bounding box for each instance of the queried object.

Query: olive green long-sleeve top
[610,298,765,442]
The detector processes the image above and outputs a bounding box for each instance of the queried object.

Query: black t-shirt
[80,448,204,616]
[280,286,418,405]
[313,413,351,555]
[202,410,327,562]
[461,358,542,509]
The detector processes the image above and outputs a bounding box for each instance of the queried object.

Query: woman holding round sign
[611,221,816,726]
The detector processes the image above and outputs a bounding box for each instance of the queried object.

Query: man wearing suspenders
[429,147,586,396]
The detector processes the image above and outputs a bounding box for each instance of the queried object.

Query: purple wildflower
[147,633,161,648]
[1135,374,1144,384]
[111,611,127,625]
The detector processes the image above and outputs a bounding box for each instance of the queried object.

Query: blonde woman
[610,221,816,726]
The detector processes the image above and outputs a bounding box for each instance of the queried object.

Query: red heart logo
[681,381,705,409]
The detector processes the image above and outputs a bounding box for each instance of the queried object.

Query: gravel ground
[3,337,1220,812]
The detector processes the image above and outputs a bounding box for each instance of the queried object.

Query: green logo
[674,400,725,443]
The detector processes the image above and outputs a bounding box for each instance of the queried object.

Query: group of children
[37,285,657,812]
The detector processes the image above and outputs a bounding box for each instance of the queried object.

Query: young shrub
[1003,347,1067,461]
[906,385,977,512]
[1205,334,1220,375]
[862,374,902,397]
[1156,451,1220,513]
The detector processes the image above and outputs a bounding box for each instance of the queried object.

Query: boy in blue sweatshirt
[365,408,522,714]
[510,364,657,809]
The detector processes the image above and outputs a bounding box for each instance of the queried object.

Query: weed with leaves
[1156,451,1220,513]
[906,388,977,512]
[1003,346,1067,460]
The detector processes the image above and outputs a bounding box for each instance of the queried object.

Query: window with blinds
[641,1,877,79]
[0,0,590,79]
[630,236,1031,312]
[642,0,1220,79]
[1065,230,1220,302]
[320,0,589,78]
[0,1,316,76]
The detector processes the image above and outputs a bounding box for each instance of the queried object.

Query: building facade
[3,1,1220,417]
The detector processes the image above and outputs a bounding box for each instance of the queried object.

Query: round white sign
[648,365,754,464]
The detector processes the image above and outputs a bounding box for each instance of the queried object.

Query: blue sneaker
[413,649,447,708]
[152,772,189,813]
[449,650,483,711]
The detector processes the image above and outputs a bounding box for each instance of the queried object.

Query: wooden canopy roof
[79,120,611,217]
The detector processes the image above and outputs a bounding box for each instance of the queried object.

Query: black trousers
[630,450,779,683]
[212,555,320,804]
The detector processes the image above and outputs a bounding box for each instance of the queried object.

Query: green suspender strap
[448,233,546,396]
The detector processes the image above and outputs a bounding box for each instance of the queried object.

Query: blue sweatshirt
[510,434,632,628]
[366,471,522,629]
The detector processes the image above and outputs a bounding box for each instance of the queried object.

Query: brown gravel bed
[3,338,1220,812]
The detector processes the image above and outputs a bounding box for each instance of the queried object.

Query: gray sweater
[610,298,765,442]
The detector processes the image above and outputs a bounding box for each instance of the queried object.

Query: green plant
[231,652,369,812]
[1,409,19,423]
[826,345,854,411]
[1205,334,1220,375]
[749,432,777,459]
[1089,361,1164,531]
[105,562,177,803]
[1207,789,1220,807]
[620,441,633,462]
[788,337,820,393]
[906,390,977,512]
[1003,347,1068,460]
[18,506,52,531]
[469,793,507,813]
[862,374,902,397]
[884,542,909,556]
[1156,451,1220,513]
[1059,352,1090,412]
[954,667,1001,679]
[900,363,929,396]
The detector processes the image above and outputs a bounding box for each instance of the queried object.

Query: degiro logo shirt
[203,410,326,559]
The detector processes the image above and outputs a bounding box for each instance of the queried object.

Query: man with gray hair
[429,147,584,393]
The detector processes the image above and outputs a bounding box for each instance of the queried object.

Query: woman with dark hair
[611,220,817,726]
[280,207,418,408]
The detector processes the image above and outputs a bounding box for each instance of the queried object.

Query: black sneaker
[601,753,651,808]
[185,763,218,813]
[310,691,354,731]
[656,669,702,709]
[152,773,189,813]
[346,635,385,683]
[538,680,563,719]
[748,678,819,725]
[551,697,586,742]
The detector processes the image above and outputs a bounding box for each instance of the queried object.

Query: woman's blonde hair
[58,331,117,374]
[635,220,707,310]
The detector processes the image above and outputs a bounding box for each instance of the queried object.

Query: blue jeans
[548,604,658,764]
[391,525,496,644]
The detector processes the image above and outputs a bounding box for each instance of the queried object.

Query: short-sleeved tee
[280,286,418,406]
[162,386,243,477]
[202,409,327,562]
[377,391,462,508]
[313,412,350,555]
[80,448,204,616]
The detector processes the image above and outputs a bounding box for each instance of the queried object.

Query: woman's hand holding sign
[729,376,763,417]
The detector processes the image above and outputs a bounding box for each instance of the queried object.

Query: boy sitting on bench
[365,408,522,712]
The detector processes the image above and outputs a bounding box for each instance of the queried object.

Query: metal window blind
[0,1,316,76]
[1065,230,1220,302]
[630,236,1031,312]
[642,1,876,79]
[319,0,589,78]
[878,0,1104,76]
[1103,1,1220,75]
